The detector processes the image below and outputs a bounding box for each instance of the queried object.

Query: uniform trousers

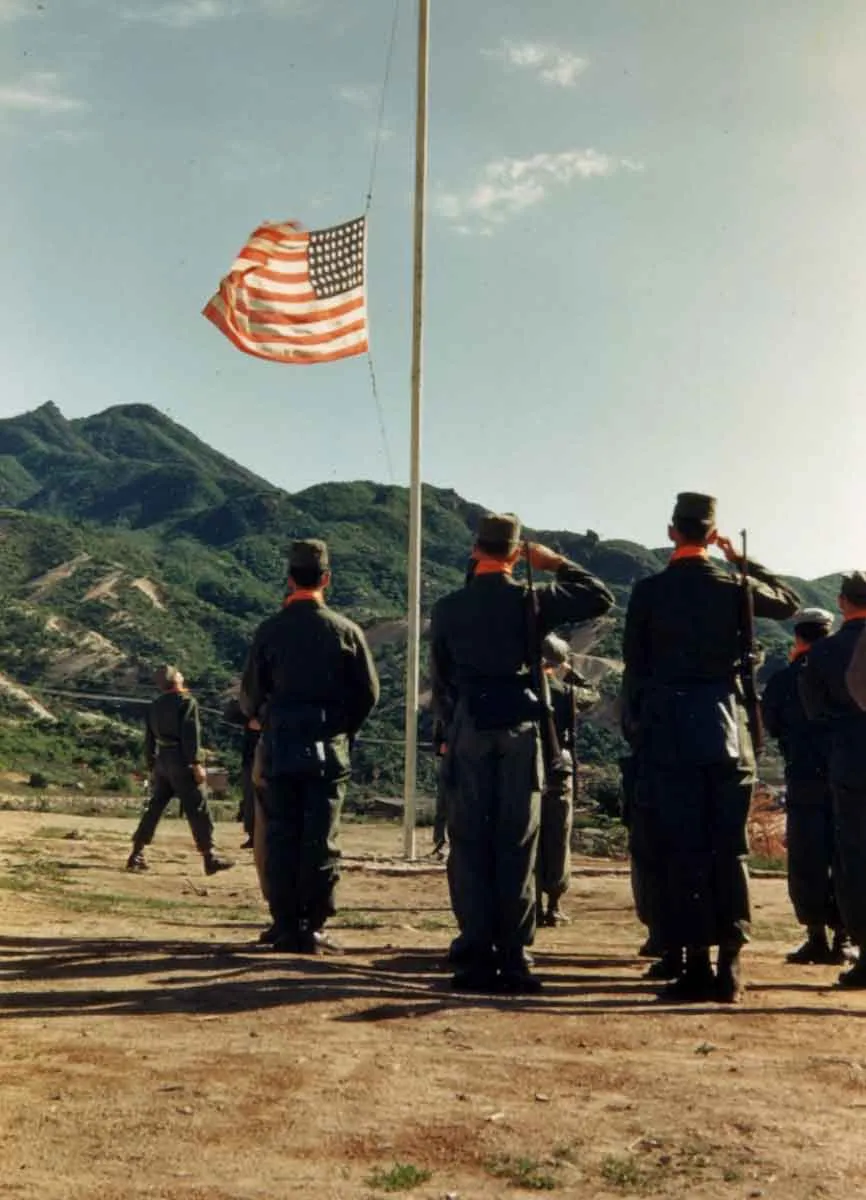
[447,712,541,968]
[537,774,573,902]
[631,761,753,951]
[785,778,839,931]
[831,782,866,946]
[262,773,344,935]
[134,757,214,853]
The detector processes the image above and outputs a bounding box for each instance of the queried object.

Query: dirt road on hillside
[1,811,864,1199]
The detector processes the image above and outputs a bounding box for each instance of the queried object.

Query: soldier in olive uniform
[430,513,614,993]
[536,634,595,927]
[800,572,866,987]
[621,494,799,1002]
[761,608,847,964]
[240,540,379,955]
[127,666,233,875]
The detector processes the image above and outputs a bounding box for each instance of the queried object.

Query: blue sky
[2,0,864,578]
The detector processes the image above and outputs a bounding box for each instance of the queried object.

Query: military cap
[476,512,521,549]
[672,492,717,524]
[792,607,834,630]
[154,664,183,690]
[288,538,329,572]
[542,633,571,666]
[840,571,866,606]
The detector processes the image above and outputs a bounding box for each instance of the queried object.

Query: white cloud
[483,40,588,88]
[337,84,375,110]
[0,0,30,20]
[120,0,229,27]
[119,0,311,26]
[0,71,86,114]
[434,150,642,233]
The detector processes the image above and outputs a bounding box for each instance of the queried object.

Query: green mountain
[0,402,844,795]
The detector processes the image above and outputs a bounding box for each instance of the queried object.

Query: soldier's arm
[846,626,866,711]
[620,579,651,746]
[798,653,831,722]
[537,560,615,632]
[344,629,380,736]
[743,560,801,621]
[179,695,202,765]
[144,714,156,771]
[430,604,455,725]
[239,627,268,720]
[759,671,785,740]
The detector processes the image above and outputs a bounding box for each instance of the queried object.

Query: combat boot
[836,955,866,989]
[716,948,745,1004]
[645,947,684,980]
[126,848,148,872]
[544,899,570,926]
[829,930,857,965]
[203,851,234,876]
[659,949,715,1003]
[785,927,832,965]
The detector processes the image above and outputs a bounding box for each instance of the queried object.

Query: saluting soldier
[430,513,614,994]
[800,572,866,988]
[621,493,799,1003]
[240,539,379,954]
[127,666,233,876]
[761,608,848,964]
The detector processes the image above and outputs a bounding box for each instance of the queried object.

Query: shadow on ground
[0,934,856,1023]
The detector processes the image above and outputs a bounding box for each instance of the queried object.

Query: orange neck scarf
[789,638,812,662]
[283,588,325,606]
[471,552,514,576]
[844,608,866,623]
[670,545,709,563]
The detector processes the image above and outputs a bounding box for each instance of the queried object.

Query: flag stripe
[204,299,368,364]
[232,293,366,329]
[203,216,368,366]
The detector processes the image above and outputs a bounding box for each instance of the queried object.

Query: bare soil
[1,808,864,1199]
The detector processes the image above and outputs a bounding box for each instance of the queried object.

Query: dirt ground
[1,810,865,1200]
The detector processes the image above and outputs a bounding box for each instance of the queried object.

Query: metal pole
[402,0,429,860]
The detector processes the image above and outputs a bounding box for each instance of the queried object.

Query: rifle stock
[738,529,764,754]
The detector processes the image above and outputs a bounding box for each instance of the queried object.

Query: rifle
[568,654,580,804]
[523,540,565,785]
[738,528,764,755]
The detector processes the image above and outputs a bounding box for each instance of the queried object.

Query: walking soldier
[127,666,233,875]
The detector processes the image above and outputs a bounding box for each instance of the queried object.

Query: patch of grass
[334,911,384,930]
[747,852,786,873]
[416,915,453,931]
[365,1163,432,1192]
[486,1155,560,1190]
[599,1155,652,1191]
[36,826,85,840]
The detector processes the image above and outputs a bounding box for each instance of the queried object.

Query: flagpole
[402,0,430,860]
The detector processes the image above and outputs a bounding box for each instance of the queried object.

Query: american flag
[203,217,368,365]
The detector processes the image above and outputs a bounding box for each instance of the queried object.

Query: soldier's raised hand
[522,542,565,572]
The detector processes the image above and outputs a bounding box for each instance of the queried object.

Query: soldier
[536,633,594,927]
[240,539,379,955]
[621,494,799,1003]
[430,513,614,993]
[800,572,866,987]
[127,666,233,875]
[761,608,847,964]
